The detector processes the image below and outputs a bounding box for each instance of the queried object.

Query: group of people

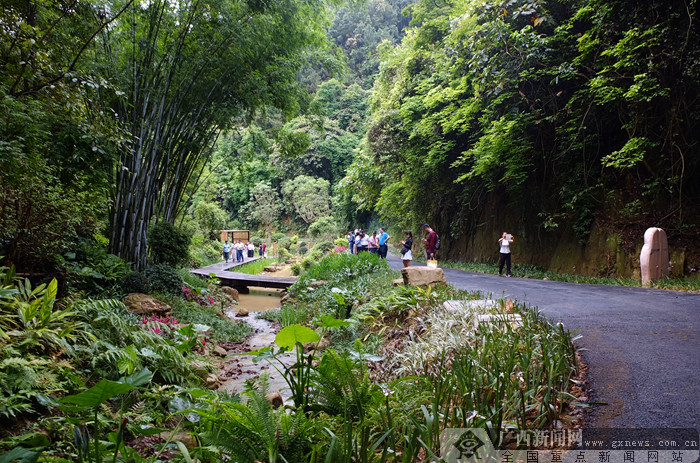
[347,228,390,258]
[222,240,259,263]
[347,223,516,276]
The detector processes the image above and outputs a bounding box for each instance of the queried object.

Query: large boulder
[123,293,171,315]
[221,286,240,301]
[401,267,447,288]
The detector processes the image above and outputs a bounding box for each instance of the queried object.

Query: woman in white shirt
[498,232,514,277]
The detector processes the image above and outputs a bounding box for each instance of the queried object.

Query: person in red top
[421,224,437,260]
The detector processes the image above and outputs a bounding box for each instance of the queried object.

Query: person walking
[400,231,413,267]
[222,240,232,263]
[236,240,245,262]
[378,227,390,259]
[498,232,515,277]
[247,241,255,258]
[421,224,437,260]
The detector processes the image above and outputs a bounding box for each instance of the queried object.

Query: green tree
[193,201,229,235]
[247,181,282,240]
[282,176,332,225]
[96,0,343,269]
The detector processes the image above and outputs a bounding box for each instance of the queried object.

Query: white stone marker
[640,227,669,285]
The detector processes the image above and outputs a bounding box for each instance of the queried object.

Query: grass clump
[234,257,276,275]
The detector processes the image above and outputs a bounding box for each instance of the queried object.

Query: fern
[196,376,315,463]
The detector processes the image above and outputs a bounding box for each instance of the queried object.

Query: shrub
[144,264,183,296]
[290,263,302,275]
[271,232,286,242]
[278,237,293,251]
[301,257,314,270]
[188,231,222,267]
[311,240,334,254]
[279,248,291,260]
[308,216,338,239]
[122,271,147,294]
[299,246,308,255]
[149,221,191,266]
[334,237,347,247]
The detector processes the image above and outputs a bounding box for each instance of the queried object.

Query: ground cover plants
[197,251,585,462]
[2,250,582,461]
[0,262,249,461]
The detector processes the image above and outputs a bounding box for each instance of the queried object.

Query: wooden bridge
[190,257,297,293]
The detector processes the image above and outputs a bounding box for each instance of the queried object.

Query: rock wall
[440,194,689,279]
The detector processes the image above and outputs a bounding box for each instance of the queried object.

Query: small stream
[219,283,294,397]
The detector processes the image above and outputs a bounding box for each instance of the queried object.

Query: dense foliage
[347,0,699,258]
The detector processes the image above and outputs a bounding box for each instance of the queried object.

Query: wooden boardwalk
[190,257,297,292]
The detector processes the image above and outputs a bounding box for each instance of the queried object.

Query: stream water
[218,272,293,398]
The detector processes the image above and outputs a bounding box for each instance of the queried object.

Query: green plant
[278,237,293,252]
[260,303,312,326]
[143,264,183,296]
[235,258,275,275]
[311,240,334,254]
[121,271,147,294]
[165,295,252,342]
[194,376,315,463]
[290,263,302,276]
[148,222,191,267]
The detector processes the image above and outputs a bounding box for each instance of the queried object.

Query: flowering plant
[182,285,216,306]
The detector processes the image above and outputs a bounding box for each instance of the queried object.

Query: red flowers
[140,314,178,336]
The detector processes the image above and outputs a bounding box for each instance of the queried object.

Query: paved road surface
[386,255,700,430]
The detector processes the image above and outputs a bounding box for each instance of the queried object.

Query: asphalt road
[386,255,700,430]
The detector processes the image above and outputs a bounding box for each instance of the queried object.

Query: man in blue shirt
[222,240,232,263]
[378,227,390,259]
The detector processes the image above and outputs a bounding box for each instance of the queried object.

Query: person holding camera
[498,232,514,277]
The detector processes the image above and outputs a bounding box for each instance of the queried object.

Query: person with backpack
[422,224,439,260]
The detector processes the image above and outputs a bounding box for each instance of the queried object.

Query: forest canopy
[1,0,698,276]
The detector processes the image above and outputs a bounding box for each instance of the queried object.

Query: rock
[191,360,211,378]
[264,265,279,272]
[158,431,197,449]
[213,345,228,357]
[443,300,497,314]
[235,308,249,317]
[280,293,291,304]
[221,286,240,301]
[392,278,404,286]
[309,280,328,288]
[504,299,514,313]
[640,227,669,285]
[543,277,550,281]
[204,374,220,389]
[401,267,447,288]
[123,293,171,315]
[265,392,283,409]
